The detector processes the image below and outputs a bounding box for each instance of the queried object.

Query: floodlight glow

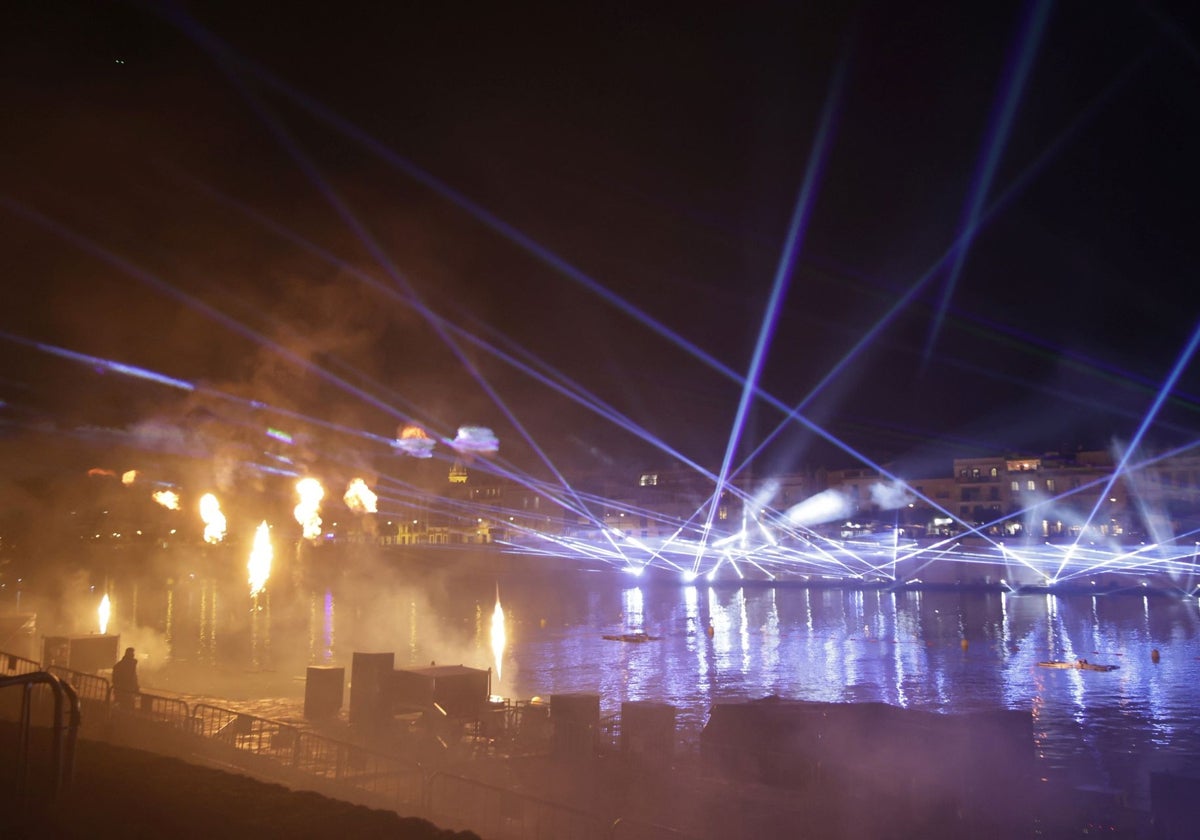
[869,480,912,510]
[784,489,853,527]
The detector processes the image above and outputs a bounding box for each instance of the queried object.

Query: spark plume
[248,521,272,598]
[98,594,111,635]
[491,589,506,685]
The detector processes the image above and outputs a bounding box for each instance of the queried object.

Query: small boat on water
[602,632,661,643]
[1037,659,1119,672]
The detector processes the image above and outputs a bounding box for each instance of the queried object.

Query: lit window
[718,505,728,520]
[1027,480,1036,492]
[990,467,998,478]
[1011,481,1019,492]
[1045,479,1055,492]
[639,473,659,487]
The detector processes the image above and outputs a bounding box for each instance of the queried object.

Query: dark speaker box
[304,666,345,719]
[349,652,394,725]
[551,692,600,759]
[621,700,676,762]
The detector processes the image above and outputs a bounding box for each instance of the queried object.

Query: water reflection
[8,566,1200,807]
[250,593,270,670]
[199,580,216,667]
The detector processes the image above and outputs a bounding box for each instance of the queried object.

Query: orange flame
[294,478,324,540]
[153,490,180,510]
[343,478,377,513]
[248,521,272,598]
[87,468,116,478]
[98,594,111,635]
[121,470,138,486]
[199,493,226,544]
[491,590,506,684]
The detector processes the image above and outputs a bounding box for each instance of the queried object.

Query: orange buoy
[960,638,969,651]
[1151,648,1160,664]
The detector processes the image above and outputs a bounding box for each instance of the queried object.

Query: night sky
[3,0,1200,495]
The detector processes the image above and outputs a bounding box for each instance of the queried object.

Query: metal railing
[45,665,111,705]
[191,703,426,810]
[130,691,193,730]
[0,670,81,802]
[0,648,700,840]
[1,651,42,676]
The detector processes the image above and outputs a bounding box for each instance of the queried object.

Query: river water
[6,545,1200,809]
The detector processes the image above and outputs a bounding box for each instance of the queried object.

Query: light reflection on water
[8,564,1200,807]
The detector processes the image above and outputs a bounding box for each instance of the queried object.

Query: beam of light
[199,493,226,544]
[0,330,196,392]
[248,520,272,598]
[696,55,844,573]
[756,518,779,547]
[159,13,734,380]
[98,594,111,635]
[227,84,612,544]
[923,0,1053,361]
[1059,318,1200,577]
[162,8,893,526]
[158,6,1154,562]
[741,555,777,580]
[727,555,746,580]
[712,530,745,549]
[176,30,613,540]
[728,51,1150,485]
[491,588,506,686]
[0,201,417,426]
[893,440,1200,576]
[10,320,776,541]
[266,427,293,444]
[170,143,849,519]
[960,308,1200,415]
[294,477,325,541]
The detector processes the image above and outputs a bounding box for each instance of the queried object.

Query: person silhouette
[112,646,140,709]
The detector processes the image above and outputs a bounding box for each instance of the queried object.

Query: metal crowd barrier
[191,703,426,810]
[0,649,698,839]
[44,665,111,705]
[1,651,42,677]
[0,670,81,802]
[132,691,193,731]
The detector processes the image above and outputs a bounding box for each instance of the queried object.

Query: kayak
[602,632,661,643]
[1037,660,1119,672]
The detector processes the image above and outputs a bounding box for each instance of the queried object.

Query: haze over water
[7,546,1200,809]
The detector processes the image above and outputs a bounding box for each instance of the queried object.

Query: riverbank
[2,728,479,840]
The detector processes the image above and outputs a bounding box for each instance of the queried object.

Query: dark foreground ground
[2,734,480,840]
